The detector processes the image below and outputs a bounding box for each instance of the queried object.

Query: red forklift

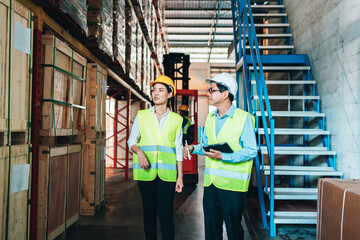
[163,53,198,184]
[176,89,198,184]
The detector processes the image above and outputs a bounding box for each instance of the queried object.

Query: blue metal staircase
[231,0,342,237]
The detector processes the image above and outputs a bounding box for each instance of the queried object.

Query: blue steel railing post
[232,0,275,230]
[304,71,309,188]
[246,0,275,232]
[270,118,275,237]
[289,73,294,187]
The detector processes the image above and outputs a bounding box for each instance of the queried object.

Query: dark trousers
[203,184,247,240]
[138,177,176,240]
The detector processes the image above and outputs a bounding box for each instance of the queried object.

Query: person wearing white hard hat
[183,73,257,240]
[128,75,184,240]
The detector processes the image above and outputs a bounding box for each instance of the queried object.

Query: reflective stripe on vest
[204,108,255,192]
[133,109,183,182]
[183,116,191,134]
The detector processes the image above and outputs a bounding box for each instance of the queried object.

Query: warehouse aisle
[67,159,315,240]
[67,158,252,240]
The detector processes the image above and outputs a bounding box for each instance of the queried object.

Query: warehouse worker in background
[178,104,191,144]
[183,73,257,240]
[128,75,184,240]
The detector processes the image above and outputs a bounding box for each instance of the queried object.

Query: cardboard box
[317,178,360,240]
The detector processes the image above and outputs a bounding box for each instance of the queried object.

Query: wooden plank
[67,152,81,221]
[41,34,87,138]
[0,145,31,240]
[0,147,8,240]
[47,154,66,235]
[38,144,82,240]
[86,63,107,137]
[8,145,31,240]
[81,138,105,216]
[0,0,32,137]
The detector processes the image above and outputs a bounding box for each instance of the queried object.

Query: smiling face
[151,83,172,105]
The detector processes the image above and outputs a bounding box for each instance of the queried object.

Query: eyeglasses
[207,88,220,94]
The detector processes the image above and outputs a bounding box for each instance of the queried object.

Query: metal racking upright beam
[105,90,132,180]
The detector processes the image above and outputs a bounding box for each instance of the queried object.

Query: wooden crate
[81,138,105,215]
[38,145,82,240]
[41,34,87,138]
[0,0,33,146]
[0,145,31,240]
[86,63,107,140]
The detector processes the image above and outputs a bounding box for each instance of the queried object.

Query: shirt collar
[149,106,170,115]
[211,104,236,118]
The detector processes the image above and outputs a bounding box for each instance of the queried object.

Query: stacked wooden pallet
[80,63,107,215]
[0,1,33,239]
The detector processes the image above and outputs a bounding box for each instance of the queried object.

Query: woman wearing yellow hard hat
[128,75,183,240]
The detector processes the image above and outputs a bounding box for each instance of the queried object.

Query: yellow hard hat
[150,75,176,96]
[179,105,188,112]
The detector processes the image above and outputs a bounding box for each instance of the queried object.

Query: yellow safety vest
[204,108,255,192]
[183,116,191,135]
[133,109,183,182]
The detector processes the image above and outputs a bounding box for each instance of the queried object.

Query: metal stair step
[239,23,289,28]
[246,45,294,50]
[252,13,287,18]
[264,188,318,200]
[256,111,325,117]
[268,211,317,224]
[262,165,342,176]
[250,33,292,38]
[258,128,330,135]
[253,95,319,100]
[251,80,316,85]
[250,5,285,9]
[249,66,311,71]
[260,146,336,155]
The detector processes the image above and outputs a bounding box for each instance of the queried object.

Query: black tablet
[203,143,233,153]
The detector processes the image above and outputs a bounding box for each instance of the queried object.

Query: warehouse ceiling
[164,0,234,63]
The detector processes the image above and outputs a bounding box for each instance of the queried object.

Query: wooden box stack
[113,0,126,67]
[87,0,114,59]
[38,33,86,239]
[136,26,143,88]
[80,63,107,215]
[125,4,138,81]
[0,1,33,239]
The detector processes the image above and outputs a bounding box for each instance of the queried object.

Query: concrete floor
[67,159,316,240]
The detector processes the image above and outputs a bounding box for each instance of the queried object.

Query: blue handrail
[231,0,275,232]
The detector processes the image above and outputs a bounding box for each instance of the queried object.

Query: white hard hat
[206,73,238,98]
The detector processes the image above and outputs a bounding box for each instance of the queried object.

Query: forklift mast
[163,53,198,184]
[163,53,190,108]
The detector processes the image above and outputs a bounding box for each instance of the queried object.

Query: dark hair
[216,83,234,102]
[151,82,174,110]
